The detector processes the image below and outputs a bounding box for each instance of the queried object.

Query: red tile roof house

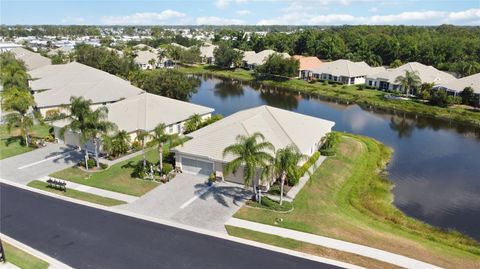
[292,55,323,79]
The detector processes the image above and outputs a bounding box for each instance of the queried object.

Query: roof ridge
[264,106,296,148]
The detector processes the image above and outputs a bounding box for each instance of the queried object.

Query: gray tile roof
[367,62,456,85]
[173,105,335,162]
[435,73,480,94]
[311,59,383,77]
[11,47,51,70]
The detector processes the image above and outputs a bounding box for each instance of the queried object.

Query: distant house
[292,55,323,79]
[199,43,218,64]
[0,42,21,53]
[10,47,51,70]
[242,49,291,70]
[52,92,214,151]
[47,46,74,57]
[27,62,143,116]
[310,59,384,85]
[433,73,480,106]
[172,105,334,186]
[134,50,159,70]
[365,62,456,92]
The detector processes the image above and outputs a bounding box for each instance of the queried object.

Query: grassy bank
[0,124,51,160]
[179,65,480,127]
[233,133,480,269]
[27,180,126,206]
[3,242,49,269]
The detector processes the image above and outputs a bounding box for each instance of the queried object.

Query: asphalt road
[0,184,341,269]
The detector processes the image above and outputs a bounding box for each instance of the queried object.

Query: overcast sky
[1,0,479,25]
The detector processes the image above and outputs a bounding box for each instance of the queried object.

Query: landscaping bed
[233,134,480,269]
[246,196,293,212]
[27,180,126,206]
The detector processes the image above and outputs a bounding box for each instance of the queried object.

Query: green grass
[234,133,480,269]
[246,196,293,212]
[50,148,161,196]
[179,65,480,127]
[226,226,403,269]
[3,242,49,269]
[27,180,126,206]
[0,124,51,160]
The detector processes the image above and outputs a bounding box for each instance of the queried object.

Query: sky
[1,0,480,25]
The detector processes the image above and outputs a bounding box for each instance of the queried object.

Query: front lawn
[3,241,49,269]
[50,148,161,196]
[27,180,126,206]
[0,124,51,160]
[233,134,480,269]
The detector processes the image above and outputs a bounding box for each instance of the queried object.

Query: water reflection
[188,76,480,240]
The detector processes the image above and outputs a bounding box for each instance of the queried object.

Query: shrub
[132,160,153,179]
[357,84,365,90]
[322,80,329,85]
[298,151,321,177]
[162,163,173,174]
[87,159,96,168]
[320,132,339,156]
[247,196,293,212]
[99,163,109,170]
[44,109,66,121]
[131,141,142,151]
[268,184,282,195]
[43,134,55,142]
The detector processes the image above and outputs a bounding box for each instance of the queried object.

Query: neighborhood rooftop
[173,105,335,162]
[10,47,51,70]
[311,59,385,78]
[367,62,456,85]
[105,92,214,133]
[434,73,480,94]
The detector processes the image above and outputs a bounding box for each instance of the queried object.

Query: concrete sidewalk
[225,218,442,269]
[37,176,138,203]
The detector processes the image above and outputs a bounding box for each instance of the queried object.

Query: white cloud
[235,0,249,3]
[215,0,230,9]
[62,16,85,24]
[101,10,186,25]
[257,8,480,25]
[369,7,380,13]
[196,16,244,25]
[237,9,252,15]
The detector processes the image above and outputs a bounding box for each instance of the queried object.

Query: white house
[199,43,218,65]
[433,73,480,106]
[172,105,335,186]
[134,50,159,70]
[310,59,384,85]
[365,62,456,92]
[242,50,291,70]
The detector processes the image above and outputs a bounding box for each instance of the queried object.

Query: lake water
[188,76,480,241]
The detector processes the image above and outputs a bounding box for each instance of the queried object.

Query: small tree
[184,113,203,133]
[430,89,451,107]
[1,88,37,146]
[102,130,131,158]
[389,59,403,68]
[213,43,244,69]
[460,86,476,106]
[274,145,305,205]
[150,123,174,173]
[255,54,300,78]
[84,106,117,168]
[135,129,150,170]
[394,70,421,96]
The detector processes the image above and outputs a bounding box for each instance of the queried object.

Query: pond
[188,76,480,241]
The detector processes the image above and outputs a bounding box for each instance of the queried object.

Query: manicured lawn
[180,65,480,127]
[50,148,160,196]
[27,180,126,206]
[0,124,51,160]
[226,226,402,269]
[3,241,49,269]
[233,134,480,269]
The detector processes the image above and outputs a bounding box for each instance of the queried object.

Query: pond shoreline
[179,65,480,129]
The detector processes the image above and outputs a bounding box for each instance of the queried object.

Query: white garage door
[181,157,213,176]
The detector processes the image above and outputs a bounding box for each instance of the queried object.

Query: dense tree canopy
[255,53,299,77]
[213,43,244,68]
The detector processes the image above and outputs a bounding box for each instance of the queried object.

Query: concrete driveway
[118,173,251,233]
[0,143,83,184]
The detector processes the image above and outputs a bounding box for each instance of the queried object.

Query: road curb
[0,233,74,269]
[0,178,363,269]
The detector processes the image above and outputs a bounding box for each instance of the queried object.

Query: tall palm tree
[150,123,174,173]
[223,132,275,201]
[1,88,36,146]
[84,106,117,168]
[184,113,203,133]
[135,129,150,169]
[394,70,421,96]
[274,145,306,205]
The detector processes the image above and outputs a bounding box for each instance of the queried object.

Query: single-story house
[199,43,218,65]
[365,62,456,92]
[433,73,480,106]
[242,50,291,70]
[310,59,385,85]
[292,55,323,79]
[10,47,51,70]
[53,92,214,152]
[28,62,143,116]
[172,105,335,186]
[134,50,159,70]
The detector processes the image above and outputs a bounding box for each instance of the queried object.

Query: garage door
[181,157,213,176]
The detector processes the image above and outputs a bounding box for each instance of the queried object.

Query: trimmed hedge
[298,151,320,177]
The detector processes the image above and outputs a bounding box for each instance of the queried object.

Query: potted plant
[207,172,216,186]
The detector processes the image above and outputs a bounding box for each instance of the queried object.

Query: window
[368,80,372,86]
[169,125,173,133]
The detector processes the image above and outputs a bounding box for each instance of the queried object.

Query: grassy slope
[226,226,403,269]
[233,134,480,269]
[3,242,49,269]
[50,148,160,196]
[0,124,51,160]
[27,180,126,206]
[179,65,480,127]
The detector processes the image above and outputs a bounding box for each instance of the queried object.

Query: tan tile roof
[292,55,322,71]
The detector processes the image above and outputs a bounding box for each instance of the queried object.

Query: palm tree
[150,123,174,173]
[274,145,306,205]
[135,129,150,169]
[223,132,275,201]
[1,88,37,146]
[394,70,421,96]
[148,58,156,69]
[102,130,131,158]
[84,106,117,168]
[184,113,203,133]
